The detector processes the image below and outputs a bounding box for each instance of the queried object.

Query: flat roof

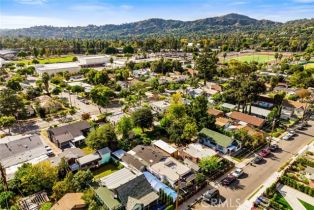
[153,140,177,154]
[77,153,100,166]
[36,62,80,71]
[78,55,109,60]
[183,143,217,159]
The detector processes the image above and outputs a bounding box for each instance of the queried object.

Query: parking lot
[180,119,314,210]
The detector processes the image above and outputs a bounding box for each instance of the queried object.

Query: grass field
[16,56,75,65]
[304,63,314,70]
[92,163,121,180]
[298,199,314,210]
[228,54,275,63]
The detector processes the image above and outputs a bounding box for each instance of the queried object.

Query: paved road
[180,120,314,210]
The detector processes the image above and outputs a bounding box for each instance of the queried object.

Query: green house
[199,128,240,154]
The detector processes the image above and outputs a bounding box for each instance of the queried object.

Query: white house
[150,100,170,114]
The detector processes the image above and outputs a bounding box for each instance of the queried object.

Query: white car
[232,168,244,178]
[282,132,295,140]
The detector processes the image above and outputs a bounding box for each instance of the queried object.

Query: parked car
[282,131,295,140]
[252,155,263,164]
[297,121,308,130]
[202,187,220,203]
[232,168,244,178]
[258,149,271,157]
[221,174,236,186]
[268,144,279,152]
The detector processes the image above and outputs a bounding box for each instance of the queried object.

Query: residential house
[152,140,178,157]
[19,191,49,210]
[207,108,224,117]
[282,100,308,118]
[47,121,91,149]
[150,100,170,114]
[107,112,127,125]
[115,174,159,210]
[0,134,49,179]
[122,145,169,171]
[185,87,204,98]
[199,128,240,154]
[148,157,193,187]
[215,117,232,128]
[51,193,86,210]
[101,168,141,190]
[229,111,266,128]
[76,147,111,170]
[132,68,151,78]
[180,143,217,163]
[221,103,237,111]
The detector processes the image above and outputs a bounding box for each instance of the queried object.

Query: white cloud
[120,5,133,10]
[14,0,47,5]
[0,15,71,29]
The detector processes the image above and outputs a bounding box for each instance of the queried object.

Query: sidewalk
[277,184,314,210]
[237,141,314,210]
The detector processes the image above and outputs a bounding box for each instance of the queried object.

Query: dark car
[221,174,236,186]
[202,187,220,203]
[268,144,279,152]
[258,149,271,157]
[252,155,263,164]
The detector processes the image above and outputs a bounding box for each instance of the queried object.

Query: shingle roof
[0,135,47,167]
[91,183,121,210]
[229,111,265,127]
[48,121,90,143]
[130,145,169,166]
[115,174,158,209]
[121,153,146,171]
[199,128,234,148]
[58,148,85,160]
[51,193,86,210]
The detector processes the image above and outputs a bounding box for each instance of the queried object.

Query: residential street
[180,120,314,210]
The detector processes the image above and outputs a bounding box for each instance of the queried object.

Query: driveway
[180,120,314,210]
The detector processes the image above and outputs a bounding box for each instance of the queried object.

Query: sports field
[228,54,275,63]
[304,63,314,70]
[16,56,75,65]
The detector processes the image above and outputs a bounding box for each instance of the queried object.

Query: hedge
[280,176,314,197]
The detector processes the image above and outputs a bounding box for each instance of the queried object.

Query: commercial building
[35,62,81,75]
[78,55,109,67]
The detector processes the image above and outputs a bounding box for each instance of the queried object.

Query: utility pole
[0,162,8,191]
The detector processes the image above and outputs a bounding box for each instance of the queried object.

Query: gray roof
[101,168,139,190]
[0,135,47,167]
[48,121,90,143]
[98,147,111,156]
[58,148,85,160]
[115,174,158,208]
[77,153,100,166]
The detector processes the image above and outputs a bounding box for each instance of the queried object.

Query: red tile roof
[229,111,265,127]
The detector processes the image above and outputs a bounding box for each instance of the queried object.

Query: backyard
[92,163,122,180]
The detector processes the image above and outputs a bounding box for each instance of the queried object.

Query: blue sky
[1,0,313,28]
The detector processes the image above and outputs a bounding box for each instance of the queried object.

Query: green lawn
[299,199,314,210]
[273,193,293,210]
[92,163,121,180]
[304,63,314,70]
[228,55,275,63]
[16,56,75,65]
[79,144,95,155]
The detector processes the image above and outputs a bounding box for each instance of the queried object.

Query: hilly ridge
[0,13,282,39]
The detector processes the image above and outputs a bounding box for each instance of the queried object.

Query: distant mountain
[0,13,281,39]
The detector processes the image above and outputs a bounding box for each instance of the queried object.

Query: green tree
[131,107,153,132]
[86,123,118,150]
[195,52,218,85]
[199,156,222,174]
[41,72,50,95]
[0,89,25,118]
[12,162,58,195]
[0,116,16,134]
[6,78,22,91]
[90,86,114,113]
[116,116,134,139]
